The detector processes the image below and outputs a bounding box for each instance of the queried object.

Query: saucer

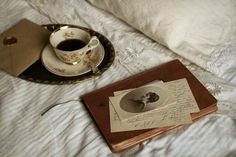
[19,24,115,84]
[41,43,105,77]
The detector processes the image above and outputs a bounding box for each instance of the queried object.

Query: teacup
[49,26,100,65]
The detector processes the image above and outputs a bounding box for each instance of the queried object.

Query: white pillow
[88,0,236,82]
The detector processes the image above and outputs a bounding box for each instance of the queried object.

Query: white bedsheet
[0,0,236,157]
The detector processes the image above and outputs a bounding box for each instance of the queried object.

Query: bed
[1,0,236,156]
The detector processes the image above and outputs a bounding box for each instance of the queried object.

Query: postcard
[109,101,192,132]
[109,78,199,132]
[109,81,176,121]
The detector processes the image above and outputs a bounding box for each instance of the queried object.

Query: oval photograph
[120,86,167,113]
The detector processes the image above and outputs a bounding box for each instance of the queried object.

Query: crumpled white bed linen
[88,0,236,83]
[0,0,236,157]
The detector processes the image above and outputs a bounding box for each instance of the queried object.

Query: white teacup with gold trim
[49,26,100,65]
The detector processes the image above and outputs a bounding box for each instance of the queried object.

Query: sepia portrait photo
[119,86,167,113]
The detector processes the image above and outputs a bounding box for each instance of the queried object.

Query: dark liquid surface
[56,39,86,51]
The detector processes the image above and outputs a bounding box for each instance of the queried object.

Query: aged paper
[165,78,200,113]
[118,78,200,113]
[109,78,199,132]
[0,19,50,76]
[110,81,176,121]
[109,102,192,132]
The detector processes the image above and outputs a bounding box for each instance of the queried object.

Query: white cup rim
[49,26,91,50]
[48,26,100,65]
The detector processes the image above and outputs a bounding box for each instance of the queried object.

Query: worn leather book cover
[81,59,217,153]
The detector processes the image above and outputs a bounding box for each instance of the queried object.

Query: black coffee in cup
[56,39,86,51]
[50,26,100,64]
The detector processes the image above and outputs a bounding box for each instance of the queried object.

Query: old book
[81,59,217,153]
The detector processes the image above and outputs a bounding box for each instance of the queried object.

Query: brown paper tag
[0,18,51,76]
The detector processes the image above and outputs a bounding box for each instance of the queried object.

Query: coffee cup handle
[87,36,100,52]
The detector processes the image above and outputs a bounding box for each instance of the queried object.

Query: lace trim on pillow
[206,30,236,81]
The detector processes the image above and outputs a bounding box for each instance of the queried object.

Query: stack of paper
[109,78,200,132]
